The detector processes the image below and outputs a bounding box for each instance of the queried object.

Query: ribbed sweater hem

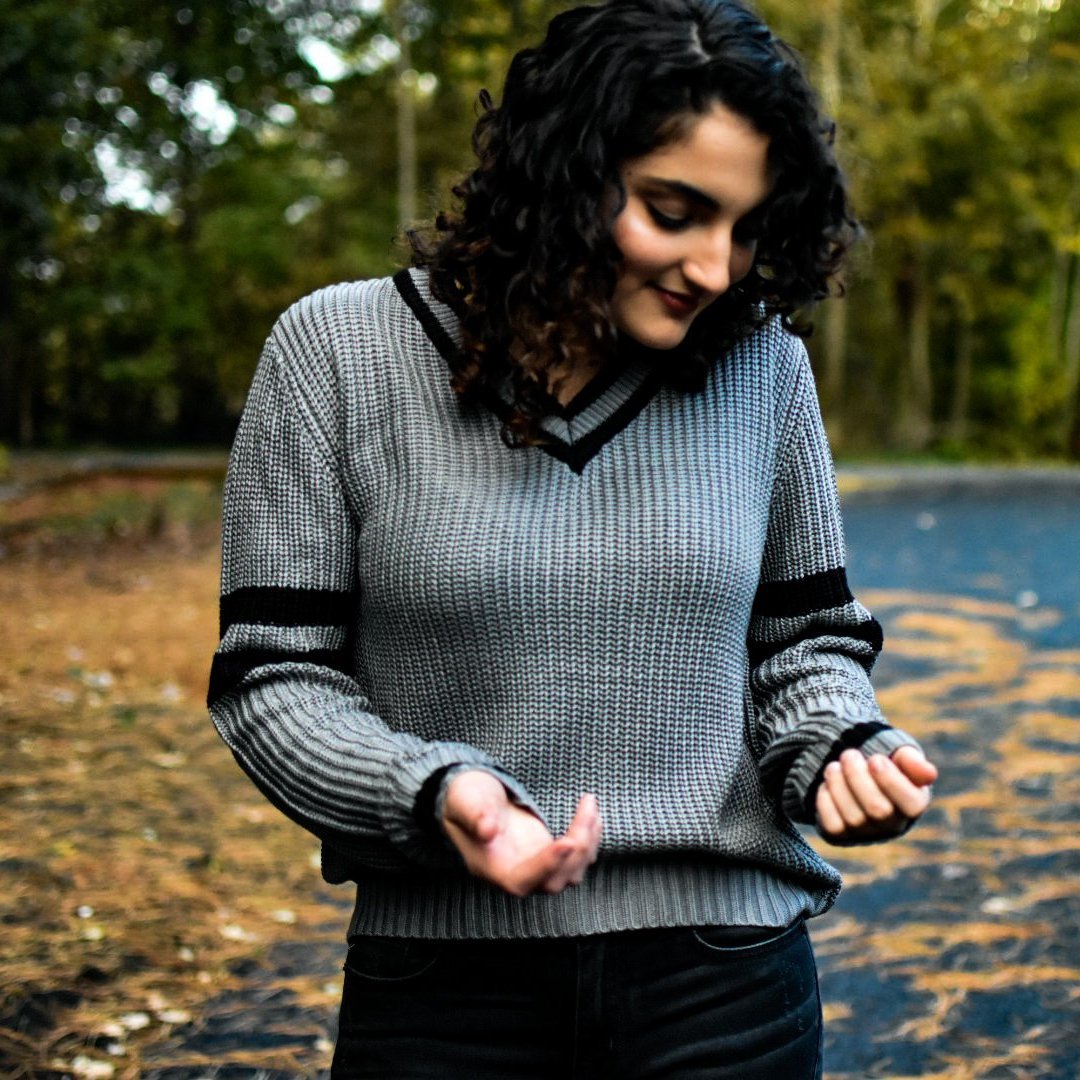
[345,858,826,940]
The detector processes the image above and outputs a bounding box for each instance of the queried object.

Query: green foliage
[758,0,1080,455]
[1,0,1078,456]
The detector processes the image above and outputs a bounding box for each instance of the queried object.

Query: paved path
[145,473,1080,1079]
[814,482,1080,1078]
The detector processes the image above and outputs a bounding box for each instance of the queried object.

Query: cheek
[730,244,757,285]
[611,212,671,279]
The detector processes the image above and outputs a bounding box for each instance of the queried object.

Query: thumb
[891,746,938,786]
[443,771,508,841]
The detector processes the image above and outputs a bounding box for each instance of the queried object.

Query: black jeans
[331,920,823,1078]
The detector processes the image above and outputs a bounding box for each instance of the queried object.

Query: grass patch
[0,478,224,555]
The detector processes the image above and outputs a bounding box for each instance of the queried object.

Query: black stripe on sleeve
[207,646,350,706]
[752,567,854,620]
[748,617,884,669]
[801,721,892,820]
[219,586,354,637]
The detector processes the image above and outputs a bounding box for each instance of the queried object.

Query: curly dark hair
[409,0,860,446]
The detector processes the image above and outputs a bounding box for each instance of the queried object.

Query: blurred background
[2,0,1079,459]
[2,2,1079,1079]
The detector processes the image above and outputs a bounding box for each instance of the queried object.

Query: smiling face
[608,100,772,350]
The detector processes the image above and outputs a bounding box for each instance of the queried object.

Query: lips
[651,284,699,316]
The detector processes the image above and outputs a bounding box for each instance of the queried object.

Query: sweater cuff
[432,764,543,834]
[380,744,543,867]
[784,723,922,828]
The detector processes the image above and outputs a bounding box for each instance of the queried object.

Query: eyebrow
[639,177,720,212]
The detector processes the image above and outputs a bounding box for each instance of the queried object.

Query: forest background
[2,0,1079,459]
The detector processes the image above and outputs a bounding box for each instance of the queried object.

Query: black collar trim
[392,268,663,474]
[550,361,624,420]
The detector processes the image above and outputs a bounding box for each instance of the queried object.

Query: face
[608,100,772,350]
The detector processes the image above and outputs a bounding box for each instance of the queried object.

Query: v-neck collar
[393,268,664,474]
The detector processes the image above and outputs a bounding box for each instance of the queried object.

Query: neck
[549,362,603,407]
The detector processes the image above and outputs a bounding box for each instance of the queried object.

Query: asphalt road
[143,471,1080,1079]
[812,477,1080,1078]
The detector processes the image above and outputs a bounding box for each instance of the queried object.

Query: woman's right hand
[441,770,602,897]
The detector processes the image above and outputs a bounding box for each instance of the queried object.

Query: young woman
[209,1,938,1076]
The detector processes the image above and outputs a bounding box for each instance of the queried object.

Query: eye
[646,204,691,231]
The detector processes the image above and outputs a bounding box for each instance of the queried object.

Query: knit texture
[208,269,919,939]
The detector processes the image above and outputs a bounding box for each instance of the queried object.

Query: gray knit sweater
[209,268,918,939]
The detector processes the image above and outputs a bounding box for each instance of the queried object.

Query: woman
[209,1,938,1076]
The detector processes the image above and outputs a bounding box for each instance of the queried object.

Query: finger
[566,795,604,879]
[839,749,901,824]
[890,746,939,786]
[534,814,603,893]
[564,794,601,856]
[567,793,598,830]
[548,833,597,880]
[504,842,576,897]
[588,806,603,861]
[581,794,603,854]
[868,755,933,820]
[823,758,868,828]
[815,784,847,839]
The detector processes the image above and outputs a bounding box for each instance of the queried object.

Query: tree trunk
[0,269,35,446]
[894,248,933,450]
[1049,247,1069,364]
[17,354,35,445]
[820,0,842,116]
[914,0,943,60]
[1062,253,1080,457]
[815,0,847,447]
[394,1,418,232]
[821,298,847,447]
[172,159,221,442]
[507,0,526,37]
[0,271,17,444]
[947,313,973,445]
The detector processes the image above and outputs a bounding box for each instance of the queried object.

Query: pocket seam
[689,919,803,957]
[343,941,441,983]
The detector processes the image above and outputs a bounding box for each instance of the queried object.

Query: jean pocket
[343,936,442,983]
[689,919,804,959]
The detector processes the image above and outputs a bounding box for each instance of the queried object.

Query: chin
[620,323,693,351]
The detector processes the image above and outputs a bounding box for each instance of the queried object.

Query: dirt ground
[2,470,1079,1079]
[0,476,347,1078]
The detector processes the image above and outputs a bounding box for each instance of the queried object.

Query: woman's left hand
[815,745,938,846]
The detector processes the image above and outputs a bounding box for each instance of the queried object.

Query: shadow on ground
[2,468,1078,1078]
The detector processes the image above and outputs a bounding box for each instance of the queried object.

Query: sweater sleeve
[750,334,921,829]
[207,325,537,871]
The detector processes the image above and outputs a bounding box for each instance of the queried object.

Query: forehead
[621,101,772,207]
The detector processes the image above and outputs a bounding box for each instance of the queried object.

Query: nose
[683,228,738,297]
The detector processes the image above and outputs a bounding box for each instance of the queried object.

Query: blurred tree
[1,0,570,445]
[763,0,1078,455]
[2,0,1078,456]
[2,0,319,442]
[0,0,93,443]
[1017,0,1080,454]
